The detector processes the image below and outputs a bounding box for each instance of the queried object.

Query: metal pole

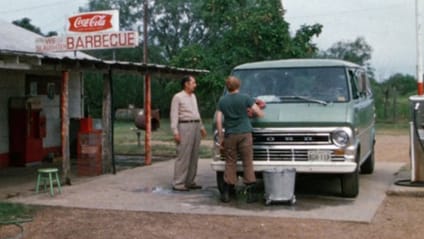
[416,0,423,95]
[143,0,152,165]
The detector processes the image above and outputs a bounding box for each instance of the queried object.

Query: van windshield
[232,67,349,103]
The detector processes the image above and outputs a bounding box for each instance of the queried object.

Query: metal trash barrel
[263,168,296,205]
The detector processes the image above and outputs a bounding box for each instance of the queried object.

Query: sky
[0,0,419,81]
[284,0,417,80]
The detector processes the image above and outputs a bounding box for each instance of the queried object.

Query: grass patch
[0,202,34,222]
[113,119,213,158]
[113,119,409,158]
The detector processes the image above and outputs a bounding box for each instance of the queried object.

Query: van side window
[363,72,373,97]
[357,70,371,98]
[349,70,359,99]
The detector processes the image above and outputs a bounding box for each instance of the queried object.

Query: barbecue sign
[35,10,138,52]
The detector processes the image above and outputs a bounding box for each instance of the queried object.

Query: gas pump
[396,96,424,186]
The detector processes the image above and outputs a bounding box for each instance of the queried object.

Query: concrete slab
[387,166,424,197]
[10,160,403,223]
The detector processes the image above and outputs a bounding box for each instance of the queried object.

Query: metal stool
[35,168,62,196]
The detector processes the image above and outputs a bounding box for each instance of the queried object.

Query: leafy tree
[80,0,144,31]
[320,37,374,78]
[170,0,323,114]
[382,73,416,96]
[81,0,324,117]
[371,73,417,122]
[12,18,57,36]
[149,0,205,63]
[290,24,323,58]
[12,18,42,35]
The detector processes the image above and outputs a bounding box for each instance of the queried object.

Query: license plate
[308,150,331,161]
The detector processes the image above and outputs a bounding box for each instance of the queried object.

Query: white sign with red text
[67,10,119,33]
[35,31,139,52]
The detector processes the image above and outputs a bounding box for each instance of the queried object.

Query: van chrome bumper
[210,161,357,173]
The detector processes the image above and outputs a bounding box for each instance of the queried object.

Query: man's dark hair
[180,75,193,89]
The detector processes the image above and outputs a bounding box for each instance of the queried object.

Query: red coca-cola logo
[68,13,113,32]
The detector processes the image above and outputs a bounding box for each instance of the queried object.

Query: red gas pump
[8,97,46,166]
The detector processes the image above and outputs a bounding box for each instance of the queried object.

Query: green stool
[35,168,62,196]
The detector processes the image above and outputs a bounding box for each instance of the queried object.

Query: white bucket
[263,168,296,205]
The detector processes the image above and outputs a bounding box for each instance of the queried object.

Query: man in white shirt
[170,75,207,191]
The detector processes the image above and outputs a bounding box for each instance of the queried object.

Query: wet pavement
[7,159,407,223]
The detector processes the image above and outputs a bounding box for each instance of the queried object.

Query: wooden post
[144,73,152,165]
[143,0,152,165]
[61,71,71,185]
[102,70,113,173]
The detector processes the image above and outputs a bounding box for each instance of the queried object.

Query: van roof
[233,58,361,70]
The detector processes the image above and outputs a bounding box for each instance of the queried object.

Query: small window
[349,70,359,99]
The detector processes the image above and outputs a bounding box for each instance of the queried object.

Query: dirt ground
[1,133,423,239]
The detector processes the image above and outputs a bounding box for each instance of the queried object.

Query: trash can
[263,168,296,205]
[77,130,102,176]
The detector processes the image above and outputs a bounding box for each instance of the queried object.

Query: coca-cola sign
[67,10,119,33]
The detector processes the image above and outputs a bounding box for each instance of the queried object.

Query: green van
[211,59,376,197]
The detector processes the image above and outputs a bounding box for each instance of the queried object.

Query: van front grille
[252,132,331,145]
[253,148,344,161]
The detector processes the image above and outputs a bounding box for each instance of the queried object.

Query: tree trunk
[392,86,397,122]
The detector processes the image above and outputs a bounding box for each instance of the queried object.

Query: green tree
[372,73,416,122]
[150,0,205,63]
[12,18,42,35]
[382,73,416,96]
[170,0,322,115]
[12,18,57,36]
[81,0,324,117]
[321,37,374,78]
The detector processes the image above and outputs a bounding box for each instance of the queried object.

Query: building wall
[41,72,82,148]
[0,69,83,166]
[0,70,25,154]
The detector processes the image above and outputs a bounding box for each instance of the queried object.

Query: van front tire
[341,166,359,198]
[360,144,375,174]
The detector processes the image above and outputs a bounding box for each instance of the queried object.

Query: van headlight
[332,130,349,147]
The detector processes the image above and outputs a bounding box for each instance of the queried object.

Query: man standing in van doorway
[170,75,207,191]
[216,76,264,203]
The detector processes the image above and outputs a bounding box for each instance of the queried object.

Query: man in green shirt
[216,76,264,203]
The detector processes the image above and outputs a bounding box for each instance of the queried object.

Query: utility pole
[417,0,423,95]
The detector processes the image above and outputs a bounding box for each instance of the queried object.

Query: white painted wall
[0,69,83,153]
[42,71,82,148]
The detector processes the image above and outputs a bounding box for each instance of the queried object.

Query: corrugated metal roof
[0,18,95,60]
[0,18,208,75]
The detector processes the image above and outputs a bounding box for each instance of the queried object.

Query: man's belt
[179,119,200,123]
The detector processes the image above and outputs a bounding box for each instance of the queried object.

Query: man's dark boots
[220,182,231,203]
[245,184,258,203]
